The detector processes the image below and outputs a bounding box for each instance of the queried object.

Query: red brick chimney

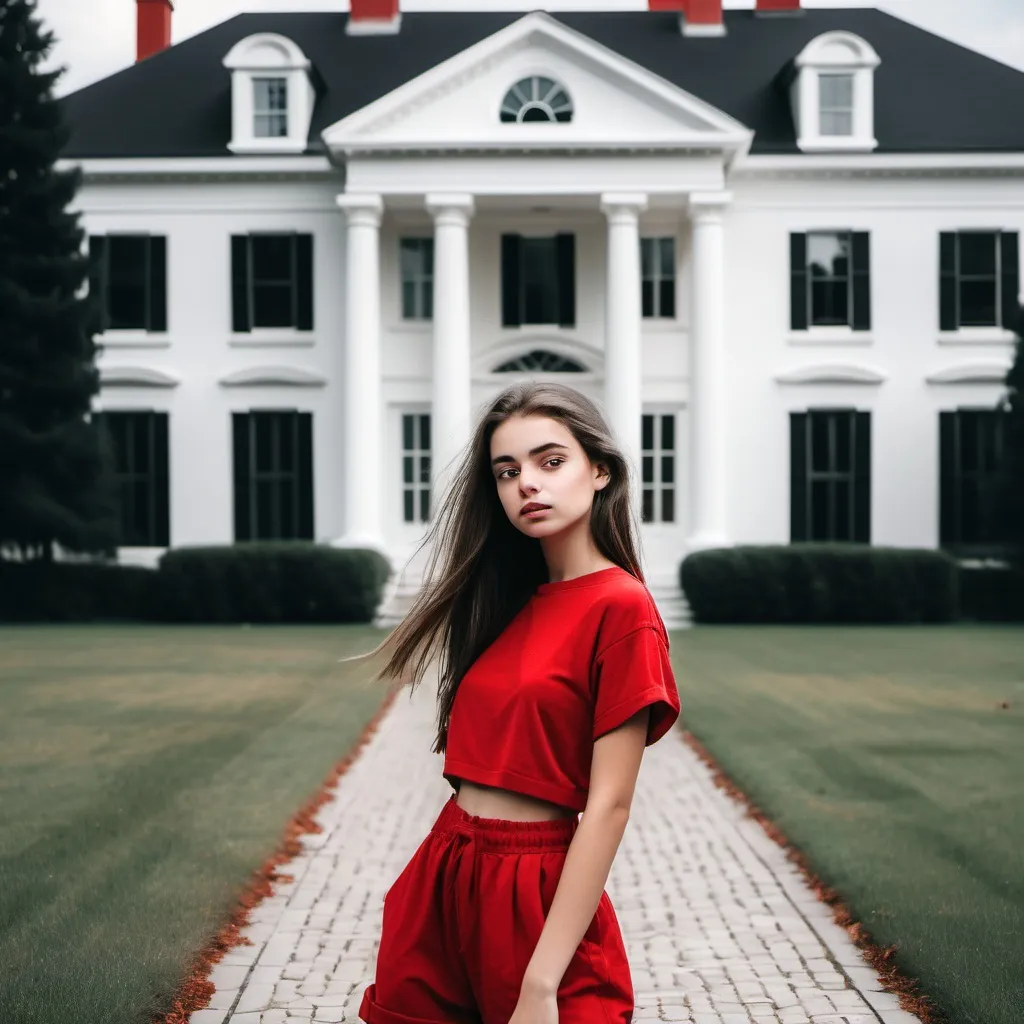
[137,0,173,63]
[649,0,724,36]
[756,0,802,13]
[347,0,401,35]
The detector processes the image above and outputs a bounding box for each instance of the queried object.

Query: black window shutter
[231,235,251,333]
[501,233,521,327]
[148,236,167,333]
[851,232,871,331]
[790,412,808,542]
[938,411,956,548]
[233,413,252,541]
[940,232,958,331]
[296,233,314,331]
[853,411,871,543]
[297,412,314,540]
[1000,231,1019,330]
[555,233,576,328]
[88,235,109,333]
[153,412,170,546]
[790,233,808,331]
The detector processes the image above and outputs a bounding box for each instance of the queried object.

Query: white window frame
[791,32,880,153]
[253,76,289,139]
[223,34,315,155]
[400,238,434,321]
[641,409,680,526]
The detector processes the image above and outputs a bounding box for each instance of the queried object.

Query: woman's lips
[521,506,551,518]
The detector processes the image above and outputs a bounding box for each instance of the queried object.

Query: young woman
[352,381,680,1024]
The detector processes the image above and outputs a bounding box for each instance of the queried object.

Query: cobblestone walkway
[188,667,922,1024]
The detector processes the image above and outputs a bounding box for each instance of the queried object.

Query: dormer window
[223,33,316,155]
[254,77,288,138]
[791,32,880,153]
[500,77,573,123]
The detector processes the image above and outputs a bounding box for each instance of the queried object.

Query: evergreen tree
[997,306,1024,569]
[0,0,117,560]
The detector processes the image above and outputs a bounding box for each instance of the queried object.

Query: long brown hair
[347,381,646,755]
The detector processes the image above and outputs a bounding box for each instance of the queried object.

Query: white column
[334,193,386,553]
[687,190,732,551]
[600,192,648,516]
[425,193,474,506]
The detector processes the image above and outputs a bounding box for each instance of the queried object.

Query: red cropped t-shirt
[442,564,681,813]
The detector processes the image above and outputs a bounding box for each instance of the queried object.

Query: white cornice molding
[474,332,603,376]
[774,362,887,385]
[57,155,335,183]
[219,366,327,387]
[733,152,1024,179]
[925,360,1012,385]
[100,366,180,388]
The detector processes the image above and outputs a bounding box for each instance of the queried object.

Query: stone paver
[191,664,921,1024]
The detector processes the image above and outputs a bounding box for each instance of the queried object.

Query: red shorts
[359,794,634,1024]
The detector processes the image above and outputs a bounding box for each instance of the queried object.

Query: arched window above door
[494,350,587,373]
[500,77,573,123]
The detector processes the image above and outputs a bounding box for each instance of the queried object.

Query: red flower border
[682,730,945,1024]
[154,684,403,1024]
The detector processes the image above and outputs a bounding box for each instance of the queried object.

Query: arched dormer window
[495,350,586,373]
[500,77,573,123]
[223,34,317,155]
[791,32,880,153]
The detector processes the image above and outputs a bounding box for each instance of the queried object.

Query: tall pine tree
[997,306,1024,570]
[0,0,117,560]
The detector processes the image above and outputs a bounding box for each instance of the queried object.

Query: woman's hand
[507,983,559,1024]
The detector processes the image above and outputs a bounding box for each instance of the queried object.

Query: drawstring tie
[450,820,482,956]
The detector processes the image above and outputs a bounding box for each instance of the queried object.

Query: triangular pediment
[323,11,751,162]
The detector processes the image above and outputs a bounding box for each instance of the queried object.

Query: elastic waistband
[431,794,579,852]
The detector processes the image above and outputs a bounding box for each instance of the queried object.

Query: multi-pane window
[790,231,870,330]
[94,411,170,547]
[253,77,288,138]
[500,76,573,123]
[231,233,314,332]
[940,409,1010,554]
[641,238,676,319]
[940,231,1020,330]
[790,410,871,543]
[88,234,167,332]
[402,413,431,524]
[232,411,314,541]
[401,238,434,320]
[819,73,854,136]
[641,413,676,524]
[501,234,575,327]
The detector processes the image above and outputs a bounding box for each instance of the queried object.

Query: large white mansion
[60,0,1024,625]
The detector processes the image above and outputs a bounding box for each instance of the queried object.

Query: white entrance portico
[323,11,752,611]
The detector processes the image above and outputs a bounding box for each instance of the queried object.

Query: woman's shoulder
[593,570,666,647]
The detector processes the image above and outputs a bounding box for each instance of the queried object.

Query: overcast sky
[39,0,1024,98]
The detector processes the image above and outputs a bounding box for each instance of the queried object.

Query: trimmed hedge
[157,543,391,623]
[959,565,1024,622]
[0,561,160,622]
[680,544,960,624]
[0,544,390,624]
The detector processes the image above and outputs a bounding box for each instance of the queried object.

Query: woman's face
[489,414,609,537]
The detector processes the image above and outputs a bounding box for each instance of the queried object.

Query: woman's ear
[593,462,612,491]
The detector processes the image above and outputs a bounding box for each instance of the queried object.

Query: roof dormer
[791,31,880,153]
[223,33,316,155]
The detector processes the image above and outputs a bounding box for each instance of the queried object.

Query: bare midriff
[454,779,579,822]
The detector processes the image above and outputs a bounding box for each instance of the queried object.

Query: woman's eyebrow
[491,442,570,468]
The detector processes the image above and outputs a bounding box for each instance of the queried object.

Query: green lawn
[671,625,1024,1024]
[0,625,393,1024]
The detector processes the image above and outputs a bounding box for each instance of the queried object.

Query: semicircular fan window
[500,77,573,123]
[495,350,587,373]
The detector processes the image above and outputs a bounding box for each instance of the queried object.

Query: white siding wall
[77,168,1022,571]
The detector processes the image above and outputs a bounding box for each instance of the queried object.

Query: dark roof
[59,8,1024,159]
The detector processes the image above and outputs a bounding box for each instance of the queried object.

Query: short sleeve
[591,625,680,746]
